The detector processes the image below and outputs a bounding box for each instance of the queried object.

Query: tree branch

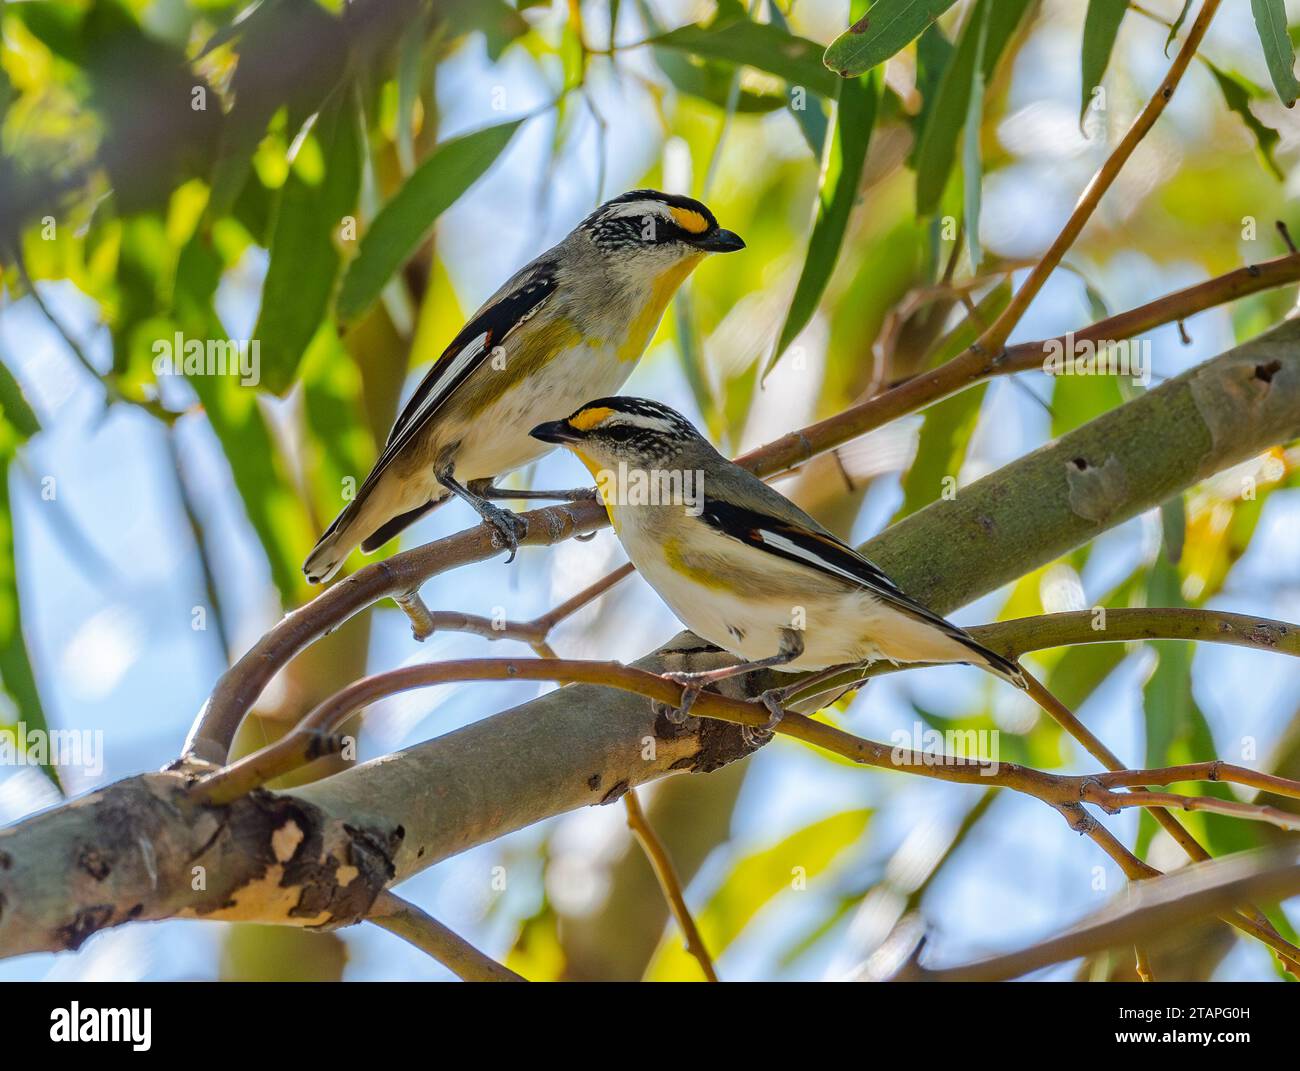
[902,847,1300,982]
[367,892,524,982]
[9,320,1300,959]
[622,791,717,982]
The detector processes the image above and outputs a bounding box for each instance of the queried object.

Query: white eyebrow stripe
[754,528,865,586]
[602,200,670,221]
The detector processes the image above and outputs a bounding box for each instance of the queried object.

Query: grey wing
[357,257,558,498]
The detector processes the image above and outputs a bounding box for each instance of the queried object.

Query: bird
[303,190,745,583]
[530,396,1027,742]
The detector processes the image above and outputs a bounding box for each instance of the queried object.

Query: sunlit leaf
[1164,0,1192,56]
[644,809,871,980]
[175,234,315,604]
[336,118,524,322]
[823,0,960,79]
[913,0,1032,216]
[0,360,40,440]
[1249,0,1300,107]
[1080,0,1128,125]
[253,91,361,394]
[1204,62,1285,181]
[0,463,55,788]
[651,13,839,99]
[766,69,880,377]
[961,0,990,267]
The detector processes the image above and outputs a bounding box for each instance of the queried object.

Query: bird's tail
[303,497,367,584]
[303,492,446,584]
[959,636,1027,689]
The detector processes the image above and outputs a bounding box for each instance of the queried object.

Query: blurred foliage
[1,0,1298,979]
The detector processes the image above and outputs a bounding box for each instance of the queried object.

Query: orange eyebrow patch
[570,405,614,431]
[669,207,709,234]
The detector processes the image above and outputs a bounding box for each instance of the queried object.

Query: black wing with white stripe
[359,261,559,494]
[699,498,955,633]
[699,497,1026,684]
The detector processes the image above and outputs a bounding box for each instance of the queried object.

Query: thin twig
[623,790,718,982]
[368,891,524,982]
[973,0,1224,356]
[1021,671,1300,977]
[903,847,1300,982]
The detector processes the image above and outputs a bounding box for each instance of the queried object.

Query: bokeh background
[1,0,1298,980]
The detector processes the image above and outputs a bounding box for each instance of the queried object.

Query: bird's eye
[603,425,638,443]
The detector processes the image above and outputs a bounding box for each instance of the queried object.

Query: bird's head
[578,190,744,270]
[530,396,706,474]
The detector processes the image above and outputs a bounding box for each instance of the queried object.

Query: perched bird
[530,397,1026,739]
[304,190,744,583]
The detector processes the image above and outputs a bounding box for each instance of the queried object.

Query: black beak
[694,228,745,253]
[529,419,578,444]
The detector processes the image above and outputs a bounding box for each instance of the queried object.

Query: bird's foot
[479,503,528,563]
[657,672,703,724]
[741,689,787,748]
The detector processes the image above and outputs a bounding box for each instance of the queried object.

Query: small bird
[304,191,744,583]
[530,397,1026,740]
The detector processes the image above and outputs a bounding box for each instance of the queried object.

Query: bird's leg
[437,465,528,563]
[761,660,872,711]
[651,684,702,727]
[467,478,598,504]
[660,630,805,746]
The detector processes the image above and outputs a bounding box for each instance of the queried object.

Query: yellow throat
[570,448,621,533]
[615,253,705,362]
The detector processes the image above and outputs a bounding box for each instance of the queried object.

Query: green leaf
[892,281,1008,520]
[1080,0,1128,125]
[914,11,978,215]
[1204,62,1285,180]
[823,0,961,79]
[336,118,524,322]
[1249,0,1300,108]
[961,0,990,268]
[1160,492,1186,564]
[1164,0,1192,56]
[0,463,56,788]
[0,360,40,440]
[765,70,880,377]
[913,0,1031,216]
[767,0,830,155]
[909,21,954,167]
[651,15,840,99]
[174,234,316,605]
[253,92,361,395]
[644,809,872,980]
[650,48,789,114]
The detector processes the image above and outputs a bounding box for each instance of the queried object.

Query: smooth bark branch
[5,321,1298,957]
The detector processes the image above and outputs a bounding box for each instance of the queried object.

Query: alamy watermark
[1042,333,1151,386]
[1,722,104,776]
[594,462,705,516]
[152,331,260,387]
[890,721,1001,775]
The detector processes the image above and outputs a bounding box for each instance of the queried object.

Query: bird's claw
[482,504,527,563]
[657,673,702,724]
[741,690,786,748]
